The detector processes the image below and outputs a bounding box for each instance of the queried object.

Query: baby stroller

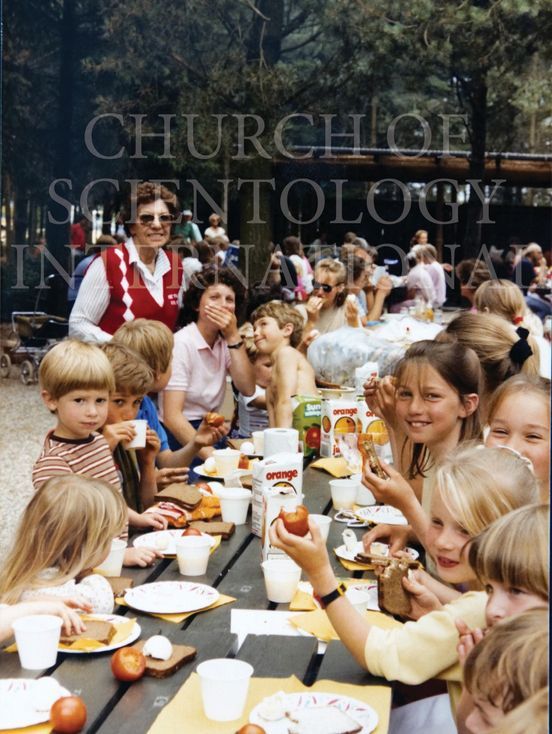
[0,276,69,384]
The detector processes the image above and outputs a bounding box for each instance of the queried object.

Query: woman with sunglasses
[301,258,360,336]
[69,181,183,342]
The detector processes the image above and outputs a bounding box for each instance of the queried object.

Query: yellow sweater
[364,591,487,711]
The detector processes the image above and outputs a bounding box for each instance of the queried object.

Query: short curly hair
[179,266,247,326]
[121,181,180,235]
[250,301,304,348]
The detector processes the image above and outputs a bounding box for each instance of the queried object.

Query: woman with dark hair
[69,181,184,342]
[160,268,255,453]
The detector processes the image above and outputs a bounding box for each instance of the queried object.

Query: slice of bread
[107,576,134,598]
[133,640,197,678]
[377,558,418,618]
[286,705,362,734]
[60,619,116,646]
[188,520,235,539]
[155,484,202,510]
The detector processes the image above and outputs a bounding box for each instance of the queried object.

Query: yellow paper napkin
[0,724,52,734]
[310,456,353,478]
[117,593,236,623]
[289,608,402,642]
[147,674,391,734]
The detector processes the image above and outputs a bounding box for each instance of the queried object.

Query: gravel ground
[0,371,54,557]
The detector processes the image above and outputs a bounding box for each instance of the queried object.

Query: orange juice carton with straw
[292,395,321,459]
[252,452,303,538]
[320,398,359,457]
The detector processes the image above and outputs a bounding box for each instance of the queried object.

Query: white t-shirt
[237,385,269,436]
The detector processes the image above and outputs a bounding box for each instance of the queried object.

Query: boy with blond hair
[252,301,317,427]
[34,339,162,567]
[112,319,226,482]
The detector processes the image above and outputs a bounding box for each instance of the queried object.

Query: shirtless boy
[252,301,317,427]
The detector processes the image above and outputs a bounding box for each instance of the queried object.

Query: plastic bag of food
[307,326,405,387]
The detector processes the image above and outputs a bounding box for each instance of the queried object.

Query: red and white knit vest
[98,244,182,334]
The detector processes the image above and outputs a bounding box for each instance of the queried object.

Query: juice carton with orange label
[292,395,321,459]
[261,487,301,561]
[251,452,303,537]
[320,398,359,457]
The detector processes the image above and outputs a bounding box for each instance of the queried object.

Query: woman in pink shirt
[160,268,255,465]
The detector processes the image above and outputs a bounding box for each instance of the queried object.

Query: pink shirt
[160,322,231,421]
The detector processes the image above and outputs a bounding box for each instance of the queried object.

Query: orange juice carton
[320,398,359,457]
[292,395,321,459]
[252,452,303,538]
[356,398,392,462]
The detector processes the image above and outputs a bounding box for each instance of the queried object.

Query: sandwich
[204,412,225,427]
[60,620,116,646]
[358,434,387,480]
[154,483,202,511]
[134,639,197,678]
[188,520,235,539]
[286,705,362,734]
[377,557,419,618]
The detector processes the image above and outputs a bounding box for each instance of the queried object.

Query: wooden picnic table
[0,464,391,733]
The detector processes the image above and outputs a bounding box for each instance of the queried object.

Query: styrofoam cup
[197,658,254,721]
[346,587,372,615]
[252,431,264,455]
[124,419,147,449]
[351,473,376,506]
[309,514,331,542]
[215,487,251,525]
[213,449,241,476]
[13,615,62,669]
[93,538,127,577]
[261,559,301,603]
[330,478,359,510]
[175,535,212,576]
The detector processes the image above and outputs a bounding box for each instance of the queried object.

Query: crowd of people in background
[1,181,550,734]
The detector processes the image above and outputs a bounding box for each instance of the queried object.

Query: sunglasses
[137,214,173,226]
[312,281,337,293]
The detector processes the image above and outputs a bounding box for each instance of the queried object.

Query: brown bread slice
[133,640,197,678]
[107,576,134,598]
[377,558,418,618]
[60,620,116,646]
[154,483,202,510]
[188,520,235,539]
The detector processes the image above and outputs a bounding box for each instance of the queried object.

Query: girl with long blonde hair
[0,475,126,613]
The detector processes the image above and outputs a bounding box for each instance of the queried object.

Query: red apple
[181,527,202,537]
[279,505,309,537]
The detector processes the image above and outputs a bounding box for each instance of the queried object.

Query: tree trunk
[45,0,76,272]
[462,75,487,258]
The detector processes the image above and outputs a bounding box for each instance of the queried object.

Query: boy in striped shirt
[33,339,164,567]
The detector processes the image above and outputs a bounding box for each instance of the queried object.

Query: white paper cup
[124,419,147,449]
[346,587,372,615]
[352,473,376,506]
[329,478,359,510]
[261,559,301,603]
[215,487,251,525]
[309,514,332,542]
[12,615,62,669]
[252,431,264,455]
[175,535,212,576]
[197,658,254,721]
[213,448,241,476]
[93,538,127,577]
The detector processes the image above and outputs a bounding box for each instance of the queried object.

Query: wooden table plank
[317,640,388,687]
[236,635,318,680]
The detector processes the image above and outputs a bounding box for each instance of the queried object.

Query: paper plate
[335,540,419,563]
[354,505,408,526]
[195,464,251,481]
[61,613,141,654]
[124,581,219,614]
[0,678,71,730]
[133,529,215,556]
[250,691,378,734]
